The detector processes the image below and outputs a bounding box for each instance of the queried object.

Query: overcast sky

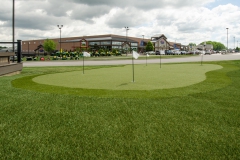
[1,0,240,48]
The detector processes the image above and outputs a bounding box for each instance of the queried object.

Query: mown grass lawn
[0,60,240,159]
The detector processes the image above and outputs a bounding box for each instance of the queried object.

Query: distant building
[150,34,184,52]
[21,34,187,55]
[22,34,150,55]
[195,44,213,51]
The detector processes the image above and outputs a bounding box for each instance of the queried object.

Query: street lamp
[125,26,129,56]
[57,25,63,53]
[28,42,30,55]
[234,36,235,50]
[11,0,15,63]
[226,28,229,52]
[13,0,15,53]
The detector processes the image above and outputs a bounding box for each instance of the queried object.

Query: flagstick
[83,53,85,74]
[146,53,147,66]
[160,53,162,68]
[132,55,135,82]
[202,42,205,66]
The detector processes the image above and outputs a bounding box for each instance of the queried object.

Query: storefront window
[112,41,122,45]
[101,41,111,45]
[131,43,138,47]
[89,42,100,45]
[112,46,121,49]
[81,41,86,46]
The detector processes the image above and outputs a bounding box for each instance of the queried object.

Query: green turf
[11,63,232,98]
[32,64,222,90]
[1,61,240,159]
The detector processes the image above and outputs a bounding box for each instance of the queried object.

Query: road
[23,53,240,67]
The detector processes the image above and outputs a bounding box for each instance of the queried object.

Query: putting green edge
[11,63,238,99]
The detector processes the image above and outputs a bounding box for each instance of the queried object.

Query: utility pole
[13,0,15,53]
[125,26,129,56]
[57,25,63,52]
[226,28,229,53]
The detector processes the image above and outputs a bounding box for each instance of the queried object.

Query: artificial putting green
[32,64,222,90]
[3,61,239,159]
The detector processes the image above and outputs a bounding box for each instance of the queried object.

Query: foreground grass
[0,61,240,159]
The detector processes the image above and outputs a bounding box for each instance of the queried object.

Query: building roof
[63,34,147,43]
[151,34,167,39]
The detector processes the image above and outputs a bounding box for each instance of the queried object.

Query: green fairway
[1,61,240,159]
[32,64,222,90]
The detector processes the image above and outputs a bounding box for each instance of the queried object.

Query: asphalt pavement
[23,53,240,67]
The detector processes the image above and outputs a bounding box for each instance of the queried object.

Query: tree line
[200,41,226,51]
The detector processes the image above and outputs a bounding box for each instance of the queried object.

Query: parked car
[165,50,173,55]
[165,50,169,55]
[180,51,187,55]
[172,50,180,55]
[155,51,160,55]
[9,55,18,61]
[145,51,155,55]
[221,50,227,54]
[204,50,212,55]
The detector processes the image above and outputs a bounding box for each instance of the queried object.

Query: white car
[145,51,155,55]
[205,50,212,55]
[173,50,181,55]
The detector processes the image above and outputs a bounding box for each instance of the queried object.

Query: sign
[174,44,179,49]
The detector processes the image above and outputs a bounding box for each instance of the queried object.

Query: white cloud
[0,0,239,48]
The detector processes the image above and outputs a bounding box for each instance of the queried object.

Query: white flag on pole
[83,52,91,57]
[133,51,139,59]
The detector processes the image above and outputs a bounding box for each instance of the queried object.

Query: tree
[43,39,57,54]
[189,43,196,46]
[188,43,196,50]
[200,41,225,51]
[0,46,7,49]
[236,47,239,52]
[146,41,154,51]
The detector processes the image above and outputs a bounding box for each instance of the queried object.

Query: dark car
[165,50,173,55]
[155,51,160,55]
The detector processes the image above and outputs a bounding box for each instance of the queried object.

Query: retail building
[21,34,185,55]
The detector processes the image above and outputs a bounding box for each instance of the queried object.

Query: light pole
[57,25,63,53]
[226,28,229,53]
[201,41,206,66]
[142,35,147,66]
[125,26,129,56]
[234,36,235,50]
[13,0,15,53]
[28,42,30,55]
[12,0,15,62]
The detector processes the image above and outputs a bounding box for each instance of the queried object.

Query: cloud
[0,0,239,48]
[70,4,110,23]
[70,0,215,10]
[106,7,151,28]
